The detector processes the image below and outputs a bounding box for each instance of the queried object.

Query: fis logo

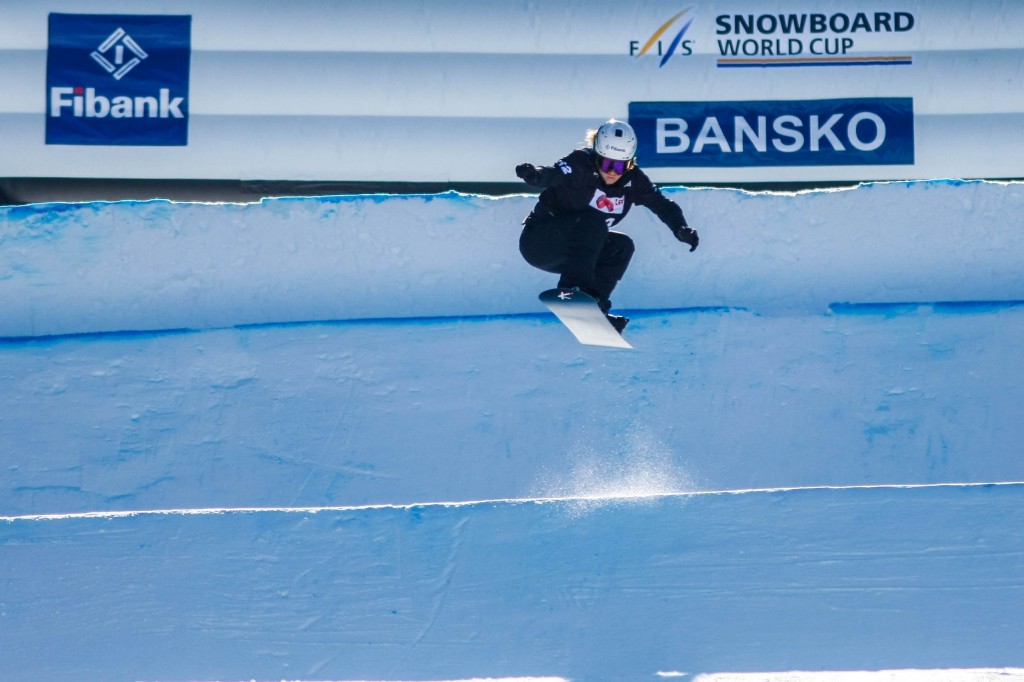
[630,7,696,68]
[46,13,192,146]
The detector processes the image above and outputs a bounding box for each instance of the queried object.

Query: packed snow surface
[2,181,1023,681]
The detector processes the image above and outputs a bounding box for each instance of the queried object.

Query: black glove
[672,224,699,252]
[516,163,541,185]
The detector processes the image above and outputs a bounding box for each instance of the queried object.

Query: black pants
[519,209,635,310]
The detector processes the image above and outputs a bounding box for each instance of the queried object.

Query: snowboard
[539,288,633,349]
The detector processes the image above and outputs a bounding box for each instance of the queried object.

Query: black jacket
[523,149,687,230]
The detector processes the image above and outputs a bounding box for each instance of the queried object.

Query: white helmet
[594,119,637,161]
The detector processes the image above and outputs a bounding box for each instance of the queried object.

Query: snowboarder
[516,119,699,333]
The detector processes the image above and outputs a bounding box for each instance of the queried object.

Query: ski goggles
[597,155,633,174]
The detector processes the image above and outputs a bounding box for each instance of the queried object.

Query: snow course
[2,181,1023,681]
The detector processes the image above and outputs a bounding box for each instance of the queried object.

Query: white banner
[1,0,1022,185]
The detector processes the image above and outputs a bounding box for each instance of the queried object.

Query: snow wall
[3,179,1024,512]
[4,180,1024,339]
[3,181,1024,681]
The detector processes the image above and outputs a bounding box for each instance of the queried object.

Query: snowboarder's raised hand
[515,163,541,186]
[672,224,699,252]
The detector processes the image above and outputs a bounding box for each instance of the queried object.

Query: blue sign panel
[630,98,914,167]
[46,13,191,146]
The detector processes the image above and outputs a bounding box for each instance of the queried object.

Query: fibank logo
[629,98,915,167]
[90,27,148,80]
[46,13,191,146]
[630,7,695,68]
